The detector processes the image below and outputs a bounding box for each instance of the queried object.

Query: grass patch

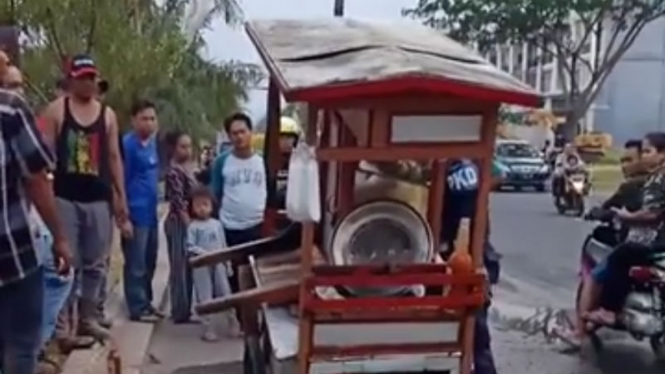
[591,165,623,192]
[594,148,622,165]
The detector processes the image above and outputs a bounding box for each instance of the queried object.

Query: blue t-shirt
[442,159,502,283]
[441,159,480,245]
[123,132,159,226]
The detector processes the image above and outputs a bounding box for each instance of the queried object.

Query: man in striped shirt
[0,62,72,374]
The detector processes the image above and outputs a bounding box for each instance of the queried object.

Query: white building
[484,16,665,144]
[484,17,599,132]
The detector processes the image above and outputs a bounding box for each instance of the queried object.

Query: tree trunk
[559,109,585,146]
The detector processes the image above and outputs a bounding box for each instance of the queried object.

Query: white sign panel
[391,115,482,143]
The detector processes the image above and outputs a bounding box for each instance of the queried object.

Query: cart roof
[245,19,541,107]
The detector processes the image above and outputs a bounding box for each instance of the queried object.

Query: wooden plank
[317,143,491,162]
[195,280,299,315]
[305,273,485,288]
[428,160,446,252]
[315,94,492,114]
[298,223,316,374]
[189,237,275,267]
[304,294,485,312]
[311,342,461,360]
[313,309,462,324]
[312,263,450,276]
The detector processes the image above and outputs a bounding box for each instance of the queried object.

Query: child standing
[186,186,241,341]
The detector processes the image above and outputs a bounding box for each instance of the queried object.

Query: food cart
[190,18,541,374]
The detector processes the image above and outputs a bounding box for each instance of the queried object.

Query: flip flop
[584,310,616,326]
[552,326,582,351]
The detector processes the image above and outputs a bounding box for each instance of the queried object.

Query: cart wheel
[650,335,665,361]
[244,336,267,374]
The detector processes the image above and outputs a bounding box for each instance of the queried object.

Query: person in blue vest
[441,158,505,374]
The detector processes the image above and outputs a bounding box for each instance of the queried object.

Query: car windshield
[496,143,540,158]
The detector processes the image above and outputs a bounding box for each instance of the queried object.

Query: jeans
[122,225,159,319]
[474,302,497,374]
[36,234,74,347]
[56,199,112,319]
[591,259,609,283]
[0,268,44,374]
[600,242,665,312]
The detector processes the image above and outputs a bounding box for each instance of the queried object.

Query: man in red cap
[41,54,131,341]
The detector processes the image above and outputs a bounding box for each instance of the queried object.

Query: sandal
[585,309,616,326]
[552,326,583,350]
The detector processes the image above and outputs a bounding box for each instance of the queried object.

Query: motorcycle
[554,169,588,216]
[578,209,665,358]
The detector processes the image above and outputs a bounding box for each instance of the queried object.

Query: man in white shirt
[211,113,267,247]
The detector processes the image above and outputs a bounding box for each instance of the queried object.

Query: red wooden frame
[248,20,541,374]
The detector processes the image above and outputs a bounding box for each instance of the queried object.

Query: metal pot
[329,200,434,296]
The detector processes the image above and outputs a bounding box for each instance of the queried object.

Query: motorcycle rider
[588,132,665,326]
[557,139,646,346]
[552,143,586,201]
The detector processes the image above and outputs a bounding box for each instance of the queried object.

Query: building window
[513,49,523,72]
[541,70,552,93]
[542,48,554,65]
[488,50,497,65]
[526,67,537,88]
[500,46,510,71]
[527,44,538,68]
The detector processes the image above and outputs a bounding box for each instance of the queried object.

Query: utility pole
[334,0,344,17]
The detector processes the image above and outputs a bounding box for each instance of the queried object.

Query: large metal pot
[329,200,434,296]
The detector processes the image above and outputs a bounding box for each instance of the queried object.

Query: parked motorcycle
[578,210,665,359]
[554,170,588,216]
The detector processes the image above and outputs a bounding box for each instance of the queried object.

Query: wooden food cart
[191,18,541,374]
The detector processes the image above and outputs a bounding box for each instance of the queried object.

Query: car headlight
[539,164,550,174]
[496,161,511,174]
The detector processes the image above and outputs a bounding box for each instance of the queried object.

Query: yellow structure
[251,116,301,151]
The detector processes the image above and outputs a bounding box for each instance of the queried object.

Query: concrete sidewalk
[141,300,244,374]
[61,211,171,374]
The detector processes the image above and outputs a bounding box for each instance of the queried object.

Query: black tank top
[54,98,111,202]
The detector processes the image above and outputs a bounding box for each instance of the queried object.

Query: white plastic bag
[286,143,321,222]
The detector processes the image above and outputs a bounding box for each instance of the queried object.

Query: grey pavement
[490,190,665,374]
[141,301,244,374]
[142,190,665,374]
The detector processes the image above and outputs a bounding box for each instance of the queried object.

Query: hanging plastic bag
[286,143,321,222]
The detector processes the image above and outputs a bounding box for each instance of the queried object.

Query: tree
[404,0,665,139]
[7,0,261,141]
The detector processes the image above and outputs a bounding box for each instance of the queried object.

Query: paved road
[490,190,598,309]
[489,191,665,374]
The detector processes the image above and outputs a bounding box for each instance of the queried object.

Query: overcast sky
[201,0,420,120]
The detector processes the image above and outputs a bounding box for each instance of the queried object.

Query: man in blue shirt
[441,159,504,374]
[122,99,162,322]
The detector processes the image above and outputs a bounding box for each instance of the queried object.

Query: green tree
[404,0,665,139]
[6,0,261,141]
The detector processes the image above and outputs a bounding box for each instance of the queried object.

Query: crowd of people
[8,47,665,374]
[0,50,270,374]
